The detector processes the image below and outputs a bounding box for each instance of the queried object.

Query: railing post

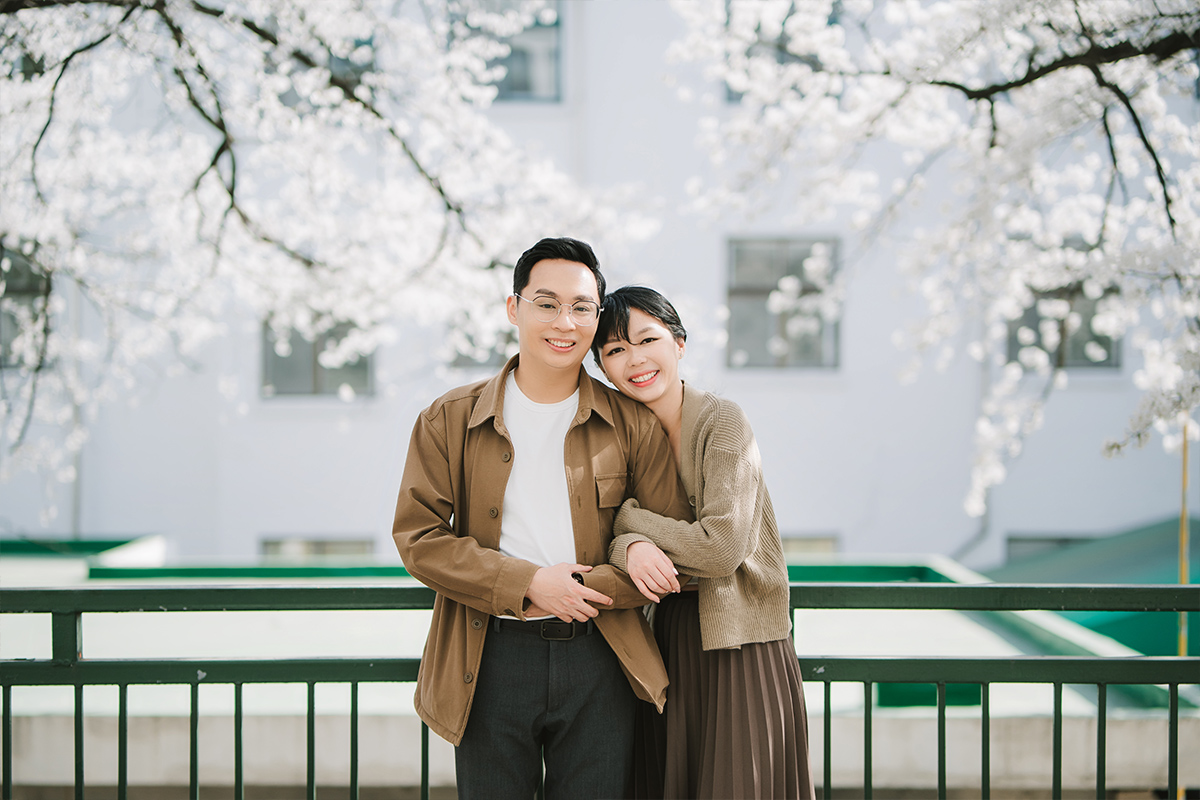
[823,681,832,799]
[190,681,199,800]
[74,683,83,800]
[52,611,81,664]
[1168,684,1178,799]
[350,681,359,800]
[1052,682,1062,799]
[981,683,990,800]
[421,722,430,800]
[118,684,128,800]
[1096,683,1106,800]
[3,683,12,800]
[307,681,316,800]
[937,682,946,800]
[234,683,244,800]
[863,681,872,800]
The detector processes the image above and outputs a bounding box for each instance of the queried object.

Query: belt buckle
[540,620,575,641]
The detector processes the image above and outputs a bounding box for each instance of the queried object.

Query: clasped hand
[525,563,613,622]
[626,541,680,603]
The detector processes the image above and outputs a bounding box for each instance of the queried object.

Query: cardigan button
[501,452,511,462]
[689,496,696,507]
[463,672,473,683]
[489,507,498,518]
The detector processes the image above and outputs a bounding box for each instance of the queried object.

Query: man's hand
[526,563,613,622]
[626,541,680,602]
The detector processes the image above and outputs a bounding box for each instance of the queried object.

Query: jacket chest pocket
[595,472,628,509]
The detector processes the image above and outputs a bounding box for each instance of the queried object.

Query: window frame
[261,322,374,399]
[726,236,841,370]
[0,243,51,371]
[1004,284,1122,371]
[260,536,376,561]
[479,0,562,103]
[723,1,838,104]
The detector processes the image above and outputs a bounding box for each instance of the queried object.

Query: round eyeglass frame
[513,293,603,326]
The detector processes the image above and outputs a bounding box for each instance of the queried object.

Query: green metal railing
[1,583,1197,799]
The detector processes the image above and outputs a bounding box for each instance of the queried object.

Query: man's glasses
[514,294,602,326]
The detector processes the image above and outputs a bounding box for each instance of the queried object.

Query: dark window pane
[1,245,50,369]
[727,238,839,369]
[492,2,559,101]
[1005,291,1120,369]
[262,324,373,397]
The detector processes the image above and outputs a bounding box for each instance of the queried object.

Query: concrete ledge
[6,712,1198,791]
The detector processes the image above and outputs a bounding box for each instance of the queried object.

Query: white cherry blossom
[670,0,1199,515]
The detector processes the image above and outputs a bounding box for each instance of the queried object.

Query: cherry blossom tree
[1,0,640,484]
[670,0,1200,516]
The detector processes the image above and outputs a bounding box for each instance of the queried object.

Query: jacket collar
[467,355,616,431]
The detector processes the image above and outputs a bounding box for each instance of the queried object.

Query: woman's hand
[626,541,680,602]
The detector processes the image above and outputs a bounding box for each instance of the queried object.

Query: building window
[14,51,45,80]
[262,323,372,398]
[489,0,560,101]
[261,537,375,562]
[274,35,375,108]
[0,243,50,370]
[327,37,375,94]
[1005,535,1096,564]
[450,328,516,368]
[727,238,839,369]
[780,534,839,559]
[1005,286,1120,370]
[724,1,839,103]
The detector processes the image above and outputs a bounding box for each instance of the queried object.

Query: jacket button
[689,496,696,507]
[501,452,511,462]
[489,507,498,518]
[463,673,473,683]
[471,618,483,630]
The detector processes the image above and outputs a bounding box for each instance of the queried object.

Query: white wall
[0,0,1186,570]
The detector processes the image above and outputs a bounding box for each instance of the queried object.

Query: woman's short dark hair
[592,285,687,363]
[513,237,606,302]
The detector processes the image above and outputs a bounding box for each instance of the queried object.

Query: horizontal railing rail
[6,582,1198,612]
[2,583,1197,800]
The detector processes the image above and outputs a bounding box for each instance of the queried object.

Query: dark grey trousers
[455,619,637,800]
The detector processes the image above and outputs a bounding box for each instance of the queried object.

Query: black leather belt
[492,617,596,640]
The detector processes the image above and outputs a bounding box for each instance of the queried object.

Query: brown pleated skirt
[634,591,816,800]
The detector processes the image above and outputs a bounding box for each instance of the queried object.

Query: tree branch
[1086,62,1177,234]
[1,0,130,12]
[187,0,483,249]
[28,4,137,201]
[930,27,1200,101]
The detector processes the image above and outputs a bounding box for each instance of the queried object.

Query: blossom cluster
[670,0,1200,515]
[0,0,649,484]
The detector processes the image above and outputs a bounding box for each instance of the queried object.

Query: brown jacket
[393,356,692,745]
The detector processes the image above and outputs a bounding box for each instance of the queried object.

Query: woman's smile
[600,308,683,407]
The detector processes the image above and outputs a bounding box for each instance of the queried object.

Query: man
[393,237,691,800]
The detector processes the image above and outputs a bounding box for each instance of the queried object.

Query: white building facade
[0,0,1186,571]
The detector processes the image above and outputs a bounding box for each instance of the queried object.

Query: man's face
[506,259,601,375]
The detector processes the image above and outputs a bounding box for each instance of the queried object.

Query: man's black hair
[591,285,688,364]
[513,237,606,302]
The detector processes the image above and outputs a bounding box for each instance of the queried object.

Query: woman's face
[598,307,685,405]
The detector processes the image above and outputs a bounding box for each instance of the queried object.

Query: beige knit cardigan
[609,384,793,651]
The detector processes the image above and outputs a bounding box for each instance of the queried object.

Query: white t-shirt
[499,371,579,572]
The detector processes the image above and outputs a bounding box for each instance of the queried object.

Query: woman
[593,286,815,800]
